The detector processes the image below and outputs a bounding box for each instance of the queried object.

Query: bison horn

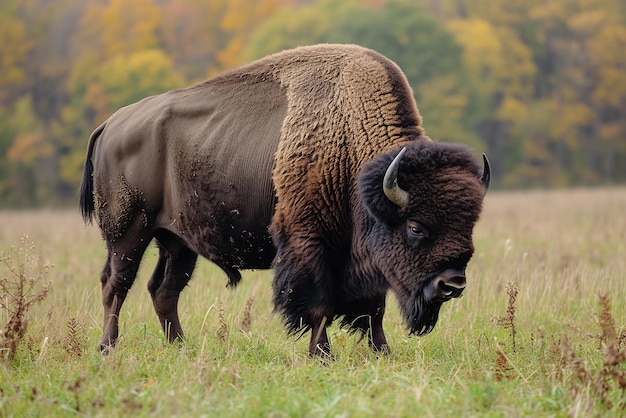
[481,153,491,193]
[383,147,410,208]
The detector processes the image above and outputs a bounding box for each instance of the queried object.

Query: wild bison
[80,44,490,357]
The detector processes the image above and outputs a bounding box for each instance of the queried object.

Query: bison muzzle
[79,44,490,358]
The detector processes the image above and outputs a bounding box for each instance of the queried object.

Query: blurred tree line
[1,0,625,207]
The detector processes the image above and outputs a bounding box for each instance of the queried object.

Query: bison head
[357,140,490,336]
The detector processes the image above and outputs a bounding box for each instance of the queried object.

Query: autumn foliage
[1,0,625,207]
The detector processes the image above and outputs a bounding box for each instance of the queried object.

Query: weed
[63,317,84,357]
[217,301,228,343]
[594,294,626,409]
[0,236,51,360]
[240,297,253,333]
[494,348,514,381]
[492,282,519,352]
[63,375,86,413]
[596,294,619,348]
[547,294,626,412]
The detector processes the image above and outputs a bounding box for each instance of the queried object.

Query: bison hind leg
[100,223,152,352]
[339,293,390,354]
[149,233,198,343]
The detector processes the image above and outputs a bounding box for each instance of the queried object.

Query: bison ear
[358,153,404,225]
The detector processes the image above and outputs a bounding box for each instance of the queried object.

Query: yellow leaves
[560,103,595,131]
[217,0,279,69]
[528,2,565,21]
[7,132,51,166]
[590,25,626,64]
[446,18,535,100]
[568,10,611,37]
[421,76,468,118]
[447,19,501,88]
[588,25,626,107]
[600,123,623,143]
[97,49,184,109]
[1,67,25,88]
[495,27,536,87]
[59,150,86,187]
[217,38,246,70]
[82,0,162,60]
[85,83,110,124]
[447,18,501,62]
[0,19,31,92]
[221,0,248,32]
[417,75,482,147]
[593,67,626,108]
[5,97,50,166]
[496,97,528,123]
[159,1,224,78]
[521,139,553,162]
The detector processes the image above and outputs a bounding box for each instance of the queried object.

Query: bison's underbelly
[212,226,276,270]
[173,191,277,271]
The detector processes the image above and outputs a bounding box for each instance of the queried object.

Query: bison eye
[407,220,429,240]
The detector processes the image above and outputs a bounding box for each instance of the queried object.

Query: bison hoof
[372,343,391,355]
[99,343,114,355]
[310,342,333,359]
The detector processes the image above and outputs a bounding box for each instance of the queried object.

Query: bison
[80,44,490,357]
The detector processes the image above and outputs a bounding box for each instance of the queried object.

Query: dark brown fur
[79,44,488,356]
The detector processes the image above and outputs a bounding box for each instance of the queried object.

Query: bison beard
[409,281,445,336]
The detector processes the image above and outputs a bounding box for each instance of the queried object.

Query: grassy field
[1,188,625,417]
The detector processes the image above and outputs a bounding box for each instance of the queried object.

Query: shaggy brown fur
[79,44,488,357]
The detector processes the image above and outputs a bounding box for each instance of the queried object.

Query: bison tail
[79,122,106,224]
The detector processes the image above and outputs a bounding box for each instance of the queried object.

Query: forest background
[1,0,625,207]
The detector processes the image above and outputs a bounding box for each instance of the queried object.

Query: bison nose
[433,269,466,300]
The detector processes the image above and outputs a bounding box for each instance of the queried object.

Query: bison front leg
[309,310,332,357]
[365,294,390,353]
[271,236,337,358]
[340,293,390,354]
[147,243,197,343]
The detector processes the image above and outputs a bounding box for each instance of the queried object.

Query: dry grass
[0,188,625,416]
[492,282,519,352]
[0,236,51,360]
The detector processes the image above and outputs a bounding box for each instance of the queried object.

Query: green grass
[1,188,625,417]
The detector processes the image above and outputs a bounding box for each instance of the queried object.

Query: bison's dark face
[358,141,489,335]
